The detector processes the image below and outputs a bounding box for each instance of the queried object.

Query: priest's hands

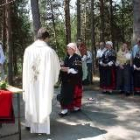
[61,67,69,72]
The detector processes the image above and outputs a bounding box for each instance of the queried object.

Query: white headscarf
[106,41,113,47]
[67,43,81,56]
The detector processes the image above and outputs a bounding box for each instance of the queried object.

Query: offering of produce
[0,81,8,90]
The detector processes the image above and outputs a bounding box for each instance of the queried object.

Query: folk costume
[59,43,83,116]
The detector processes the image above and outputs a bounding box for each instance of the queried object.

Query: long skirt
[87,63,92,84]
[100,66,116,90]
[116,65,131,92]
[60,83,82,110]
[99,65,104,88]
[133,70,140,92]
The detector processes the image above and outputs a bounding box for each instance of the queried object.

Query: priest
[23,28,60,134]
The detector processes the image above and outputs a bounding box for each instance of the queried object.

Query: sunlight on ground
[57,119,77,126]
[78,135,105,140]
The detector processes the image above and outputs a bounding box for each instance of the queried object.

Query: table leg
[17,94,21,140]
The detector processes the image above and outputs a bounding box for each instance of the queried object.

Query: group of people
[11,27,140,135]
[0,27,92,135]
[23,28,91,135]
[96,39,140,96]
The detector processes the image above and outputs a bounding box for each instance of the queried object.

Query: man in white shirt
[132,38,140,59]
[23,28,60,134]
[86,50,92,84]
[96,42,106,60]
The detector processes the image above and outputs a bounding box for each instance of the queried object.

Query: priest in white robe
[23,28,60,134]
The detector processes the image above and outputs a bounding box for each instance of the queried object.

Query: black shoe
[71,109,81,113]
[105,91,112,94]
[25,127,30,131]
[120,90,124,94]
[125,92,131,97]
[58,112,68,117]
[102,91,107,94]
[134,91,140,96]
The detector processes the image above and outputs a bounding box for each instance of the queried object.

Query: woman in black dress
[133,49,140,93]
[58,43,83,116]
[99,41,116,93]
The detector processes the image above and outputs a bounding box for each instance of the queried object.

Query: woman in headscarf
[99,41,116,93]
[58,43,83,117]
[116,43,132,96]
[77,38,87,57]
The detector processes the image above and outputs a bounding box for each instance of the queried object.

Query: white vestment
[23,40,60,134]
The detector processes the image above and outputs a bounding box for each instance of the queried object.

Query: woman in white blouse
[116,43,132,96]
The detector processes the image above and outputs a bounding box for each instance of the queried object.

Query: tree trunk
[50,1,58,50]
[6,0,13,84]
[64,0,71,44]
[121,0,125,42]
[133,0,140,43]
[0,1,3,39]
[30,0,41,36]
[91,0,95,76]
[110,0,114,43]
[2,5,6,52]
[77,0,81,39]
[13,49,18,76]
[100,0,105,42]
[84,1,87,44]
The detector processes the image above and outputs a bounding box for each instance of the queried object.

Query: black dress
[100,49,116,90]
[133,51,140,92]
[59,53,83,109]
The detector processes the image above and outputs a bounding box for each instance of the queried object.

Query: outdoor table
[0,85,23,140]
